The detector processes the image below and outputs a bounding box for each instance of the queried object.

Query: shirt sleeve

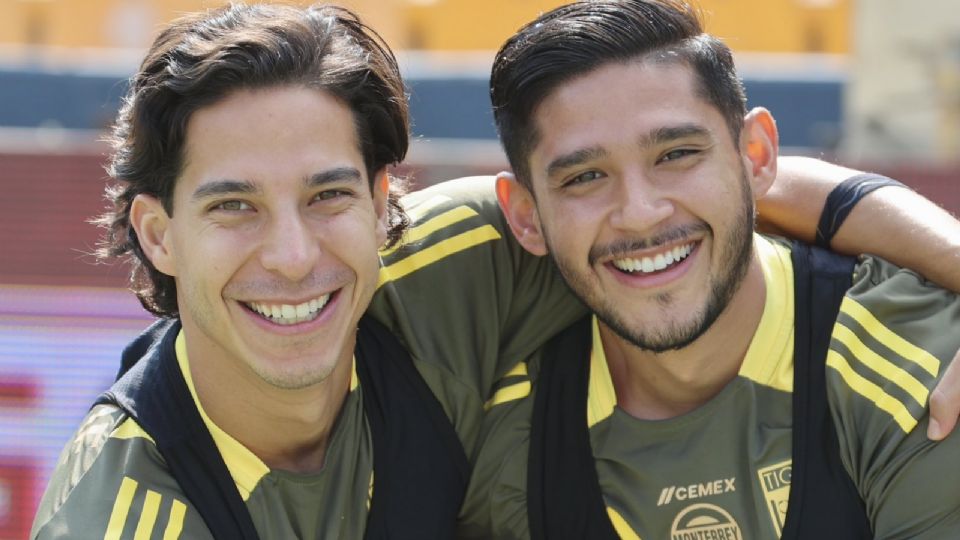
[826,256,960,538]
[368,176,586,403]
[32,405,208,540]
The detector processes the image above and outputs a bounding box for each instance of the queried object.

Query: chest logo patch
[757,459,792,536]
[657,477,736,506]
[670,503,742,540]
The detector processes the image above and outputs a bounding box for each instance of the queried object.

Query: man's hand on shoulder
[929,353,960,440]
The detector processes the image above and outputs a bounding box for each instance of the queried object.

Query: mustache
[587,223,709,266]
[224,270,352,299]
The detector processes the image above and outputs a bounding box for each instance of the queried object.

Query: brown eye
[566,170,604,187]
[215,200,252,211]
[314,189,350,202]
[660,148,698,163]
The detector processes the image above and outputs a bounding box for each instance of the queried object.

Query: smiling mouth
[611,242,695,274]
[244,292,333,325]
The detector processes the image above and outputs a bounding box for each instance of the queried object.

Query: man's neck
[601,256,767,421]
[185,335,355,474]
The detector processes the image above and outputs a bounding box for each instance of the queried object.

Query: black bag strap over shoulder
[527,315,619,540]
[528,242,871,539]
[781,242,872,539]
[98,319,259,540]
[99,315,469,540]
[356,315,470,540]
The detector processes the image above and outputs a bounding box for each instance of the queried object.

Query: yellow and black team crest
[757,460,792,535]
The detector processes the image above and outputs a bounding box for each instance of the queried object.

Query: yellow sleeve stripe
[406,194,452,222]
[840,297,940,377]
[104,476,138,540]
[503,362,528,378]
[110,417,155,444]
[163,499,186,540]
[133,490,161,540]
[484,381,531,410]
[105,477,189,540]
[606,506,643,540]
[380,205,479,257]
[378,225,501,287]
[826,350,919,433]
[832,323,930,407]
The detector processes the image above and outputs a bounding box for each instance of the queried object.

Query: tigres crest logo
[757,460,792,535]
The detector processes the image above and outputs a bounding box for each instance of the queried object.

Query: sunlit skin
[129,86,388,471]
[498,60,780,419]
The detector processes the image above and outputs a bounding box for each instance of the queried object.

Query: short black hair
[490,0,747,187]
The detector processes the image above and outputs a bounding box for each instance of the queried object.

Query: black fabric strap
[780,241,872,539]
[99,319,260,540]
[815,173,906,249]
[102,315,469,540]
[357,315,470,540]
[527,315,619,540]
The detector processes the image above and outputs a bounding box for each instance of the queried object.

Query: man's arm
[758,156,960,440]
[758,156,960,290]
[826,257,960,537]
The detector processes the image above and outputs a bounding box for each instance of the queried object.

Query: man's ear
[373,169,389,247]
[130,194,177,276]
[495,172,548,256]
[741,107,779,199]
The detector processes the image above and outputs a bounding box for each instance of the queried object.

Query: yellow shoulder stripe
[405,194,452,222]
[110,417,155,444]
[380,205,479,257]
[503,362,528,378]
[484,381,531,410]
[378,225,501,287]
[606,506,643,540]
[839,297,940,377]
[164,500,187,540]
[832,322,930,407]
[104,476,188,540]
[133,490,161,540]
[105,477,138,540]
[826,350,918,433]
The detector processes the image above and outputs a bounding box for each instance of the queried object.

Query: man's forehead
[528,60,716,166]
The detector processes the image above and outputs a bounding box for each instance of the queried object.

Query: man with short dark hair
[462,1,960,538]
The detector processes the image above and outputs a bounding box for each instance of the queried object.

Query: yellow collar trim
[739,236,794,392]
[175,331,268,500]
[587,316,618,428]
[585,235,795,425]
[175,331,360,499]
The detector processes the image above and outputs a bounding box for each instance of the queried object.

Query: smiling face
[132,86,387,389]
[510,59,774,352]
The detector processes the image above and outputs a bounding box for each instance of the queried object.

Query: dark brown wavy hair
[96,2,410,317]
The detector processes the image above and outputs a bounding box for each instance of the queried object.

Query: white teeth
[612,243,694,274]
[247,294,331,325]
[653,254,666,271]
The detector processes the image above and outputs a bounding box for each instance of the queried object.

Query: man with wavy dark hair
[32,2,960,539]
[29,4,487,538]
[462,1,960,538]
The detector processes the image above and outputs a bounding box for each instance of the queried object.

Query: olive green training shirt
[460,235,960,539]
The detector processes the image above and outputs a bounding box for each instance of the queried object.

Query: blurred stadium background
[0,0,957,536]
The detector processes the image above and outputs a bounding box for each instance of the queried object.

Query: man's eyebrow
[307,167,364,187]
[545,147,607,178]
[645,124,711,146]
[191,180,259,201]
